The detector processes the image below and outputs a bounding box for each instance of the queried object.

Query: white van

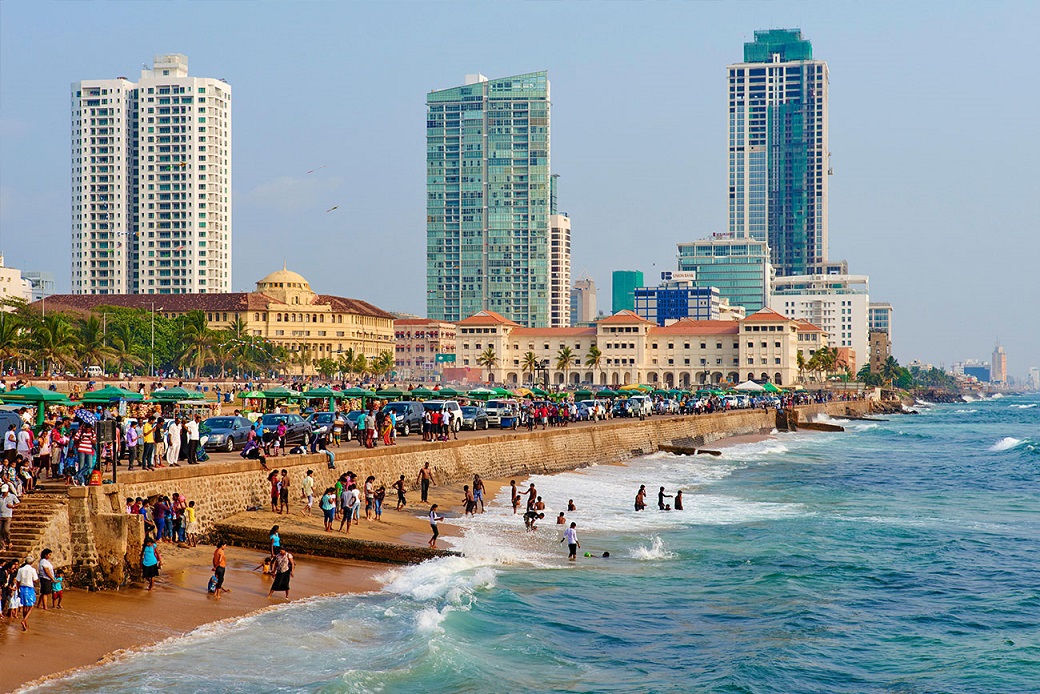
[85,365,105,378]
[484,399,518,427]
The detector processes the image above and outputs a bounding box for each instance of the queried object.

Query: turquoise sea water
[28,395,1040,693]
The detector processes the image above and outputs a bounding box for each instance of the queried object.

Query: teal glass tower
[728,29,829,277]
[611,270,643,314]
[426,72,551,327]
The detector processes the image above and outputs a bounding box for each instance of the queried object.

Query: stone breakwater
[37,401,872,587]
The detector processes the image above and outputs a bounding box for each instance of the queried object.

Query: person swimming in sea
[635,485,647,511]
[674,490,684,510]
[658,486,672,510]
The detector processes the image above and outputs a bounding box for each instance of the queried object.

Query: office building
[72,54,232,295]
[771,273,869,372]
[634,276,720,326]
[728,29,830,276]
[42,268,393,376]
[869,330,891,374]
[22,271,56,302]
[868,302,893,337]
[455,307,824,388]
[1028,367,1039,390]
[991,343,1007,386]
[426,71,556,327]
[570,277,597,327]
[611,270,643,314]
[963,364,990,383]
[549,214,571,327]
[676,234,772,312]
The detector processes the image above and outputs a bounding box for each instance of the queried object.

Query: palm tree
[372,350,395,381]
[176,311,214,377]
[106,322,146,374]
[0,313,23,374]
[353,353,369,379]
[291,348,312,376]
[338,347,359,379]
[556,346,575,386]
[77,315,119,373]
[31,315,78,375]
[796,350,807,384]
[476,346,498,383]
[585,345,603,385]
[521,351,539,385]
[880,355,900,387]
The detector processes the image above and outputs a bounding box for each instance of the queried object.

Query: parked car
[382,401,426,436]
[259,413,312,445]
[627,395,653,418]
[577,399,606,421]
[459,405,489,431]
[423,400,463,432]
[201,415,254,452]
[611,400,633,418]
[485,399,520,427]
[343,410,366,438]
[307,411,353,443]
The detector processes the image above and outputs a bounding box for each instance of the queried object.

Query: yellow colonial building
[456,308,826,388]
[41,268,395,374]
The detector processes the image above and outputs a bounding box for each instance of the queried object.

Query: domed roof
[257,265,310,288]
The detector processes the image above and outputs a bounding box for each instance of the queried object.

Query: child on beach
[393,475,407,510]
[51,569,64,608]
[510,480,520,515]
[269,525,281,557]
[374,485,385,520]
[428,504,444,547]
[320,488,336,532]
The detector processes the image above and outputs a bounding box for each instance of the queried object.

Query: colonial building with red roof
[39,268,395,375]
[455,307,828,388]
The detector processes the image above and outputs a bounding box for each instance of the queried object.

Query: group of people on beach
[2,549,63,631]
[634,484,684,511]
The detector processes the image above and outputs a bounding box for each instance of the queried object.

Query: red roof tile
[511,327,597,337]
[743,308,793,322]
[598,310,652,325]
[648,319,741,336]
[38,292,393,319]
[456,310,522,327]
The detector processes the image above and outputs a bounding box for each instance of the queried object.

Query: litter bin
[500,415,517,430]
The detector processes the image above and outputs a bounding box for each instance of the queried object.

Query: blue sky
[1,1,1037,376]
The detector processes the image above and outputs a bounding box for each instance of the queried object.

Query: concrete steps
[0,485,68,564]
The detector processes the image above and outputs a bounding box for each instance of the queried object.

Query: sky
[1,0,1038,377]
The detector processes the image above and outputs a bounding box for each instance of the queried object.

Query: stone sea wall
[57,401,870,586]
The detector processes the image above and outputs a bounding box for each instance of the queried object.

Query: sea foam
[989,437,1023,452]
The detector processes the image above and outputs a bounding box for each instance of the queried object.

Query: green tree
[521,351,539,385]
[175,311,214,377]
[372,350,395,380]
[31,315,78,374]
[315,357,339,379]
[77,315,119,372]
[796,350,807,384]
[585,345,603,386]
[556,346,575,386]
[353,353,368,378]
[106,321,146,373]
[0,313,23,374]
[476,346,498,383]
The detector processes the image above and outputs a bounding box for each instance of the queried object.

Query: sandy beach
[1,431,773,691]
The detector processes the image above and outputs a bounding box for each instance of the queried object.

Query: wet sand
[2,431,773,690]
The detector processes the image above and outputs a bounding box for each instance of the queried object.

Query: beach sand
[1,430,773,691]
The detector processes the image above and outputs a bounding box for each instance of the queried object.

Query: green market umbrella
[341,386,376,398]
[573,389,593,399]
[238,390,265,399]
[79,386,143,403]
[530,386,548,397]
[466,387,496,401]
[299,386,341,399]
[2,386,76,426]
[152,386,207,401]
[375,387,407,400]
[410,387,436,399]
[493,387,514,397]
[652,389,671,397]
[435,387,460,398]
[762,382,782,393]
[260,386,302,401]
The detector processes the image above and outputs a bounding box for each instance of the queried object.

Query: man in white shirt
[1,483,19,550]
[561,522,580,561]
[15,554,39,631]
[184,415,201,465]
[16,424,34,465]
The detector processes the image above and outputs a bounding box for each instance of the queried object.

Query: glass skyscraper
[728,29,829,277]
[677,235,772,312]
[426,72,553,327]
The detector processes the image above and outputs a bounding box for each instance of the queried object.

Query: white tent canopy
[733,380,765,392]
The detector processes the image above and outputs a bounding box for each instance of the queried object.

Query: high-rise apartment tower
[72,54,232,294]
[728,29,829,277]
[426,72,558,327]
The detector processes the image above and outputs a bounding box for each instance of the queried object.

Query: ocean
[28,395,1039,693]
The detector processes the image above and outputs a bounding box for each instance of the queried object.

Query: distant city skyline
[0,1,1037,374]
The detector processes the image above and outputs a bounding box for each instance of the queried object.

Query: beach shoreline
[2,430,778,691]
